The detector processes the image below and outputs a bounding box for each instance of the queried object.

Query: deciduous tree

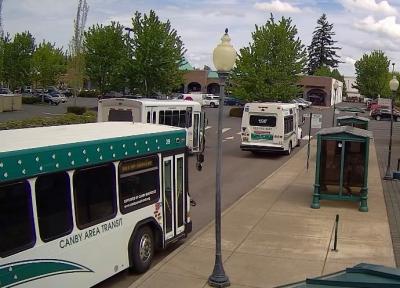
[84,22,128,95]
[354,50,390,99]
[127,10,185,97]
[230,14,307,102]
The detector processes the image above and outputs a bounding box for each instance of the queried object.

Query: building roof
[0,122,186,182]
[336,115,370,122]
[280,263,400,287]
[179,60,194,71]
[317,125,372,139]
[207,71,219,78]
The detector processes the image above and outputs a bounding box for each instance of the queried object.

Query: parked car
[291,99,308,110]
[48,91,67,103]
[371,108,400,121]
[0,87,12,94]
[224,96,244,106]
[203,95,220,108]
[297,98,312,107]
[38,93,61,105]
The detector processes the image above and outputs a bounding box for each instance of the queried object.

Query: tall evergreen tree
[307,14,341,75]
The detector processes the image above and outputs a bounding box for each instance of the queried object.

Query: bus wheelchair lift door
[163,154,186,241]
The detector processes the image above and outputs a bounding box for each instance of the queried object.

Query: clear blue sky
[3,0,400,76]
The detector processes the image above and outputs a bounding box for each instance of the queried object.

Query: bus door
[162,154,186,241]
[192,112,201,152]
[146,107,158,124]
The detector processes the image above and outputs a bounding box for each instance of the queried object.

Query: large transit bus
[0,122,192,287]
[97,98,205,154]
[240,102,302,155]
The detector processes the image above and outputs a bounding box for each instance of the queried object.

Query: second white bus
[240,102,302,154]
[97,98,205,153]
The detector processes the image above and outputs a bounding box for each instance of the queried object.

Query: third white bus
[97,98,205,153]
[240,102,302,155]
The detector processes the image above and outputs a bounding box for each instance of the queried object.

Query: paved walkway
[129,140,395,288]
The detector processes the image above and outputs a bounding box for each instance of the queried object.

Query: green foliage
[67,106,87,115]
[230,14,307,102]
[127,10,186,96]
[0,111,96,130]
[84,22,129,95]
[78,90,98,97]
[3,32,35,90]
[307,14,341,74]
[22,96,41,104]
[229,107,244,117]
[355,50,391,99]
[32,41,66,88]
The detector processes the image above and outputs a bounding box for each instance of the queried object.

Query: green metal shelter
[336,115,370,130]
[278,263,400,287]
[311,126,372,212]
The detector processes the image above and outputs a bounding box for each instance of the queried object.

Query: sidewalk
[130,140,395,288]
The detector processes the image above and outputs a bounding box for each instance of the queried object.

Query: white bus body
[97,98,204,153]
[0,122,192,287]
[240,102,302,154]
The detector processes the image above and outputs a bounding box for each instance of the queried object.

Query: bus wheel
[131,226,154,273]
[286,142,292,155]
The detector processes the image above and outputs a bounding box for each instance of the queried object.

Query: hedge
[67,106,87,115]
[229,107,244,118]
[78,90,99,98]
[22,96,41,104]
[0,111,97,130]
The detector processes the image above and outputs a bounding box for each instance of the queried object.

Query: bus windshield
[249,115,276,127]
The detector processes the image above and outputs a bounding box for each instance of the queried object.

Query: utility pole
[0,0,4,38]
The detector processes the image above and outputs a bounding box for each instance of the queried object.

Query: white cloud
[345,56,357,65]
[354,16,400,38]
[254,0,302,13]
[339,0,397,15]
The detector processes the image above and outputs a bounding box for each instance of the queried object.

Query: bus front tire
[131,226,154,274]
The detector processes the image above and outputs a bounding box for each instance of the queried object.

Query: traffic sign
[311,114,322,129]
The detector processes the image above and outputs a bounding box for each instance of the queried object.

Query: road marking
[236,132,242,135]
[302,135,313,140]
[205,126,212,130]
[224,136,234,140]
[222,128,231,133]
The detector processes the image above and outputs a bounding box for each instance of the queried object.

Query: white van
[182,93,219,107]
[240,102,302,154]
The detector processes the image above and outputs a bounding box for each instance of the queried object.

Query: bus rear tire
[130,226,154,274]
[286,142,292,155]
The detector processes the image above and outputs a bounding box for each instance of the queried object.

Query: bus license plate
[251,133,273,140]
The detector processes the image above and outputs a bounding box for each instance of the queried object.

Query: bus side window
[179,110,186,128]
[172,110,180,127]
[159,111,164,124]
[284,116,294,134]
[118,156,159,213]
[0,180,35,257]
[36,172,73,242]
[73,163,116,229]
[186,108,193,128]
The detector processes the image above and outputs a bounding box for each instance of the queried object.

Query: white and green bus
[97,98,205,154]
[0,122,192,287]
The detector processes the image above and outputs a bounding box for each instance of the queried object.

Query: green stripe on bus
[0,259,92,287]
[0,130,186,183]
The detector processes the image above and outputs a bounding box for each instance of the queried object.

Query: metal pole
[307,112,312,170]
[384,92,395,180]
[332,89,337,127]
[208,71,230,287]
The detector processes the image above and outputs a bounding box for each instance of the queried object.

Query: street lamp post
[332,80,339,126]
[384,75,399,180]
[208,28,236,288]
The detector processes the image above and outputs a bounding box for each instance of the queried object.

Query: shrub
[22,96,41,104]
[67,106,87,115]
[229,107,244,117]
[0,111,97,130]
[78,90,99,98]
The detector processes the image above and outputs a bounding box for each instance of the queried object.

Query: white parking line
[222,128,231,133]
[302,135,313,140]
[205,126,212,130]
[224,136,234,140]
[236,132,242,135]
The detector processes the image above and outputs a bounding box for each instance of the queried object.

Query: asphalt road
[0,100,347,288]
